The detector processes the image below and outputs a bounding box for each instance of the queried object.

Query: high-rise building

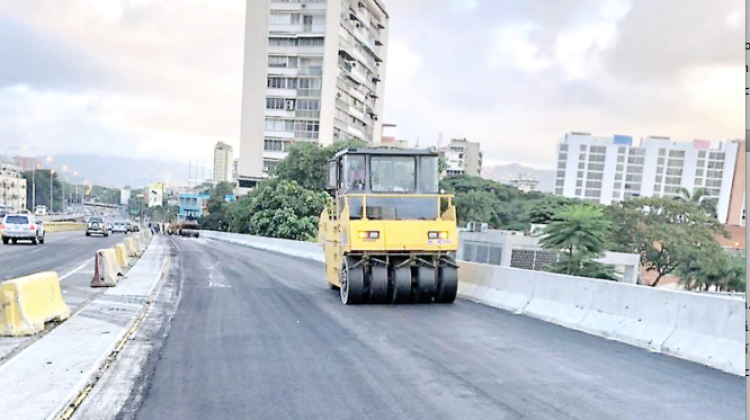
[213,142,234,183]
[0,161,27,212]
[553,133,741,224]
[441,138,483,177]
[726,140,745,226]
[236,0,390,191]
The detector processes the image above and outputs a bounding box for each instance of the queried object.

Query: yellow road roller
[319,148,459,305]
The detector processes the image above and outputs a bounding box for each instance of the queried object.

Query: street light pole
[50,170,54,213]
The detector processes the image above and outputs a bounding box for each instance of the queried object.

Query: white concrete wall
[202,230,743,376]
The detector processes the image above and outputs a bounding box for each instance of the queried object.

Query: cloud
[0,0,742,188]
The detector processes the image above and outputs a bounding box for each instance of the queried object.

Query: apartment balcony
[264,130,295,139]
[349,105,365,121]
[266,109,296,118]
[269,0,326,12]
[297,88,322,98]
[295,109,321,118]
[263,150,288,161]
[268,66,299,76]
[299,66,322,76]
[266,88,297,98]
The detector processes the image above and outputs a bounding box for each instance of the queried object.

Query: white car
[111,221,128,234]
[34,206,47,216]
[1,214,45,245]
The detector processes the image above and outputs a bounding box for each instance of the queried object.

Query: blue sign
[613,135,632,146]
[224,195,235,202]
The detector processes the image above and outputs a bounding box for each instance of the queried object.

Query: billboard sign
[148,182,164,208]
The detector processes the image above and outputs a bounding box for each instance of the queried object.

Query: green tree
[21,170,63,212]
[273,138,366,191]
[606,197,726,287]
[201,181,236,231]
[540,204,614,279]
[227,179,327,241]
[675,187,718,219]
[525,195,581,224]
[678,251,746,292]
[454,190,499,226]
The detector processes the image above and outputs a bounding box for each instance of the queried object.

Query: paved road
[0,230,137,361]
[135,237,744,420]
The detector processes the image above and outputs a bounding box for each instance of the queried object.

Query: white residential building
[441,138,483,177]
[213,142,234,183]
[509,174,539,193]
[0,162,27,213]
[553,133,741,224]
[236,0,390,191]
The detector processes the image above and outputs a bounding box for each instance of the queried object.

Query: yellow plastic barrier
[44,222,87,233]
[115,244,130,268]
[125,238,138,257]
[0,271,71,336]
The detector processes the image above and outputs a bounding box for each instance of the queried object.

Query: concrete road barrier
[125,238,138,258]
[0,272,71,336]
[91,249,120,288]
[45,222,87,234]
[115,244,130,268]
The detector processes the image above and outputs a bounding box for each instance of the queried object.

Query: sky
[0,0,744,180]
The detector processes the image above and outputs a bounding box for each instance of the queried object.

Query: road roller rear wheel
[341,258,365,305]
[369,266,389,304]
[436,266,458,303]
[391,265,412,304]
[416,266,437,303]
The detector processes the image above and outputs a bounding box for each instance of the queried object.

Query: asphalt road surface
[135,237,744,420]
[0,229,135,361]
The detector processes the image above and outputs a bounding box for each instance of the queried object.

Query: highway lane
[0,229,139,361]
[135,237,743,420]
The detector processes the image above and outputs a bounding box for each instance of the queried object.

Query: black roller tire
[435,266,458,304]
[391,266,412,304]
[341,258,365,305]
[416,266,437,303]
[369,266,389,304]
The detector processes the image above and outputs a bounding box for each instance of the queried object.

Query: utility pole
[50,170,54,213]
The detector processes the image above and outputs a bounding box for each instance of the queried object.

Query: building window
[575,188,582,195]
[709,152,725,160]
[264,139,285,151]
[576,180,583,187]
[587,172,603,180]
[266,98,287,109]
[268,55,297,68]
[580,145,587,151]
[706,170,723,179]
[667,159,684,167]
[615,173,623,180]
[659,149,666,156]
[668,150,685,158]
[555,187,563,195]
[585,180,602,189]
[695,169,704,177]
[657,157,665,165]
[627,156,645,165]
[559,144,569,152]
[707,161,724,170]
[577,171,584,178]
[263,159,280,173]
[556,170,565,178]
[556,179,564,187]
[655,176,663,183]
[614,182,622,189]
[588,163,604,171]
[585,189,601,198]
[618,146,626,153]
[617,155,625,163]
[579,153,587,160]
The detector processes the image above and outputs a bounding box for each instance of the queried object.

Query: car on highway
[111,221,129,234]
[85,216,109,237]
[1,214,46,245]
[34,205,47,216]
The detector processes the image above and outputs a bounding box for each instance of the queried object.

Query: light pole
[45,156,54,212]
[61,165,69,214]
[31,162,41,211]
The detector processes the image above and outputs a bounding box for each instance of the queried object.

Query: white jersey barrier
[200,231,743,376]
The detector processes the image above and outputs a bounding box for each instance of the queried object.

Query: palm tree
[676,187,717,217]
[540,204,612,276]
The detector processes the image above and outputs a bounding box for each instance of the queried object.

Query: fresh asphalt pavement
[0,229,135,361]
[134,237,744,420]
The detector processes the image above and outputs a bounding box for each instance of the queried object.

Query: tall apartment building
[726,140,746,226]
[0,161,27,212]
[237,0,390,191]
[553,133,741,224]
[213,142,234,183]
[442,138,483,177]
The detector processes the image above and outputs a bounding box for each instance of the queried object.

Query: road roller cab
[320,148,459,305]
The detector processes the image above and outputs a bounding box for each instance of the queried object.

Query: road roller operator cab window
[345,155,366,192]
[370,156,416,193]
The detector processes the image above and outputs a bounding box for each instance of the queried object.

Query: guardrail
[44,222,87,233]
[200,230,744,376]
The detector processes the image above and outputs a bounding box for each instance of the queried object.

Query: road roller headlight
[359,231,380,239]
[428,231,448,240]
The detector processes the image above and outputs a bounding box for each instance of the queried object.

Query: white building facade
[442,138,483,177]
[237,0,390,190]
[554,133,740,224]
[213,142,234,183]
[0,162,27,213]
[509,174,539,193]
